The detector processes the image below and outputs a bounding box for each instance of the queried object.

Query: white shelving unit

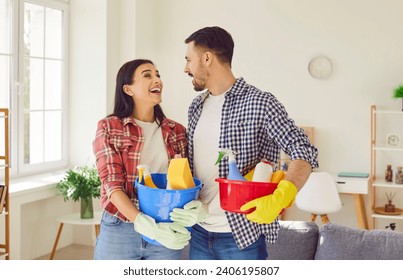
[0,108,10,259]
[370,105,403,230]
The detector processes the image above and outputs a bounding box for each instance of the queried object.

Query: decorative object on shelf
[385,223,396,231]
[385,164,393,182]
[0,185,7,214]
[308,56,332,79]
[374,207,402,215]
[393,84,403,111]
[56,165,101,219]
[395,166,403,184]
[385,192,396,212]
[386,134,400,147]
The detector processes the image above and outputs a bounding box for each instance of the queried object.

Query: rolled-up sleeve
[268,98,319,169]
[93,119,126,201]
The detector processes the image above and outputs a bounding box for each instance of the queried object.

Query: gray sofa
[267,221,403,260]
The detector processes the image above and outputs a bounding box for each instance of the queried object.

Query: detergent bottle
[137,164,158,189]
[215,148,246,181]
[252,159,273,182]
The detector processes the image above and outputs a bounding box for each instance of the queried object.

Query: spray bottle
[215,148,246,181]
[137,164,158,188]
[252,159,273,182]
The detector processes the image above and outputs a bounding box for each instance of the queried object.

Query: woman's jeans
[189,224,268,260]
[94,211,183,260]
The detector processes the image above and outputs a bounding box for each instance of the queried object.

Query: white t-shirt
[135,119,168,173]
[193,92,231,232]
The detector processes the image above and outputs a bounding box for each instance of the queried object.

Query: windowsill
[9,170,66,197]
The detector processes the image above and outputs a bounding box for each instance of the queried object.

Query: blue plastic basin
[134,173,202,245]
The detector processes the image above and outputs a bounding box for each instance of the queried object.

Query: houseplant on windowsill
[56,165,101,219]
[393,84,403,111]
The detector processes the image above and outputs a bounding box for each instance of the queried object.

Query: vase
[80,197,94,219]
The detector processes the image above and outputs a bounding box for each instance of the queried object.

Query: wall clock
[308,56,332,79]
[386,134,400,147]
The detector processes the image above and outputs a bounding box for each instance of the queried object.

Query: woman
[93,59,191,260]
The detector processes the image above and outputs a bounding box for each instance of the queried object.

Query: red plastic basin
[216,178,280,214]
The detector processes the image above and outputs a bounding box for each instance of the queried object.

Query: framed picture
[386,134,400,147]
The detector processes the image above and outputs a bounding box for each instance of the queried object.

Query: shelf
[0,108,9,259]
[373,110,403,115]
[372,213,403,220]
[370,105,403,231]
[372,180,403,188]
[373,146,403,152]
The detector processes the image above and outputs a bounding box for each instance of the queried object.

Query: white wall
[55,0,403,255]
[131,0,403,229]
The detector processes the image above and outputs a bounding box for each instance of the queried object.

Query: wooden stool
[310,213,330,224]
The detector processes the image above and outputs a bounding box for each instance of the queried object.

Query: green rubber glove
[240,180,298,224]
[170,200,208,227]
[133,213,191,250]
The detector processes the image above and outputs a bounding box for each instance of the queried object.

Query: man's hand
[240,180,297,224]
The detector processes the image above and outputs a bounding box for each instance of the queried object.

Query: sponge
[167,158,195,190]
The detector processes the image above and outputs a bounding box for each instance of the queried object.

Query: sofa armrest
[266,220,319,260]
[315,223,403,259]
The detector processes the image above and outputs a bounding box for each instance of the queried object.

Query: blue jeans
[94,211,183,260]
[189,224,268,260]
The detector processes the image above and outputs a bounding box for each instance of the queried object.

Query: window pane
[24,57,44,110]
[0,0,11,53]
[25,111,43,164]
[24,3,44,58]
[45,59,61,109]
[0,55,10,108]
[45,8,62,59]
[44,111,61,161]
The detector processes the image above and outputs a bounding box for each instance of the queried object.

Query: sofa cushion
[267,220,319,260]
[315,223,403,260]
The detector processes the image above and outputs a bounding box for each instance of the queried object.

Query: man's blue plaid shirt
[187,77,319,249]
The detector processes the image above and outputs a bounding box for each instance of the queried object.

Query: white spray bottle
[215,148,246,181]
[252,159,273,182]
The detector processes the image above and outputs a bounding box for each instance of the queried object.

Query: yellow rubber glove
[240,180,298,224]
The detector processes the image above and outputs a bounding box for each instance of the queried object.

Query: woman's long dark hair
[109,59,166,126]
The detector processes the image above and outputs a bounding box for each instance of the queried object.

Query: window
[0,0,68,178]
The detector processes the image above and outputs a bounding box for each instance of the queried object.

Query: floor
[35,244,94,260]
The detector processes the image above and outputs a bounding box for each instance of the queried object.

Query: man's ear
[204,51,213,66]
[123,85,133,96]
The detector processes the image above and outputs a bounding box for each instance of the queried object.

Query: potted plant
[393,84,403,111]
[56,165,101,219]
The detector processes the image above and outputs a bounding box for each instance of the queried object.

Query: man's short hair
[185,26,234,66]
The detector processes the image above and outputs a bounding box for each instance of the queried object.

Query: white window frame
[5,0,69,178]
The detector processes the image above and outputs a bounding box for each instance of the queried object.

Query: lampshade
[296,172,342,215]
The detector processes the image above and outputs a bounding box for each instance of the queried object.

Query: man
[182,26,318,260]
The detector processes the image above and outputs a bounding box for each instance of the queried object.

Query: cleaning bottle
[270,170,286,183]
[137,164,158,189]
[252,159,273,182]
[244,168,255,181]
[215,148,246,181]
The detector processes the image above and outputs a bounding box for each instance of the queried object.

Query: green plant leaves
[56,165,101,202]
[393,85,403,98]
